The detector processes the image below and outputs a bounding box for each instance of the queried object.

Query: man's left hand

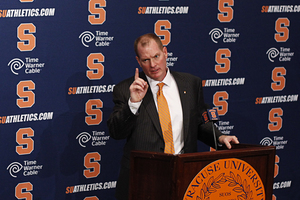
[218,135,239,149]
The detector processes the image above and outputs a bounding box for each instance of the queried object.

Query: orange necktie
[157,83,175,154]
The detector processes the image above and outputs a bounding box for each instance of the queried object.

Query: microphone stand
[212,122,218,151]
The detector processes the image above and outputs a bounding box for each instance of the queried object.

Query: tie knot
[157,82,165,91]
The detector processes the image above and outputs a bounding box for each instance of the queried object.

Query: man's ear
[163,46,168,58]
[136,56,141,66]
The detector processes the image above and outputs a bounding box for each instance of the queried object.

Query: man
[107,33,239,200]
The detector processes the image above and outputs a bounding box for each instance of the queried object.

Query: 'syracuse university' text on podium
[130,144,276,200]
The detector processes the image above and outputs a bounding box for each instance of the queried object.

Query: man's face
[136,40,168,82]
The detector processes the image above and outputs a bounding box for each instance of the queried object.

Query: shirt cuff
[128,98,142,115]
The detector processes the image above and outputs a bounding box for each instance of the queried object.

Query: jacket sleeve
[198,121,223,149]
[107,79,138,140]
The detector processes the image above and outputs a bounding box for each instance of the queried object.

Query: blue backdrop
[0,1,299,199]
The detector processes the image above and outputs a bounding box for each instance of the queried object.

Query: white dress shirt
[129,69,184,154]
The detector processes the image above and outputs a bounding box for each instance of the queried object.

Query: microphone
[202,105,220,150]
[207,108,220,122]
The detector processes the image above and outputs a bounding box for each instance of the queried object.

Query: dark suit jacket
[107,70,223,200]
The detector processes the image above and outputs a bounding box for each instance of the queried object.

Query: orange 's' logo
[84,152,101,178]
[88,0,106,25]
[218,0,234,23]
[17,80,35,108]
[85,99,103,126]
[87,53,105,80]
[274,18,290,42]
[215,48,231,74]
[15,182,33,200]
[213,91,229,116]
[184,158,265,200]
[155,20,171,46]
[17,23,36,52]
[268,108,283,132]
[271,67,286,91]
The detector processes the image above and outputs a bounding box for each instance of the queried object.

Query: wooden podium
[129,144,275,200]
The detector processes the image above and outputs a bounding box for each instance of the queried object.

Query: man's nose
[150,59,156,67]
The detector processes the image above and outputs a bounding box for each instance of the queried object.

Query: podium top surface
[131,143,276,159]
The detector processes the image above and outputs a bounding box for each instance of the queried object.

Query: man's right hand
[129,68,149,102]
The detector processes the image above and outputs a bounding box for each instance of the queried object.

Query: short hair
[134,33,164,57]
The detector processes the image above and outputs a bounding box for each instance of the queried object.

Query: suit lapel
[171,71,190,142]
[139,73,163,137]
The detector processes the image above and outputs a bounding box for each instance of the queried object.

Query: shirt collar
[146,67,172,89]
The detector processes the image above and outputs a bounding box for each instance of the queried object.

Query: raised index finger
[134,68,139,80]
